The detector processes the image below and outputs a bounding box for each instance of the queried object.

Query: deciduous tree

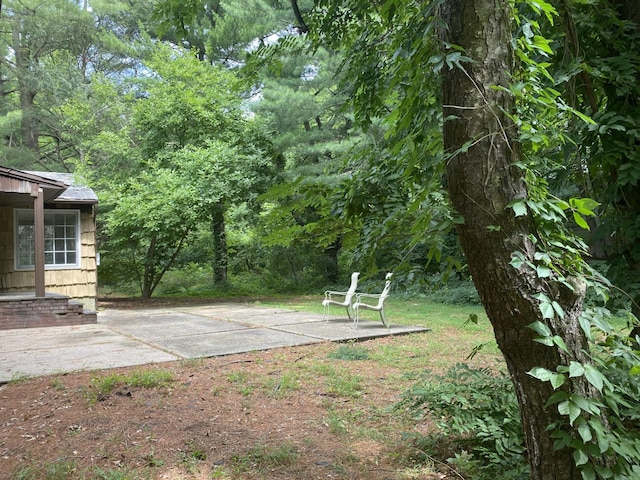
[309,0,640,478]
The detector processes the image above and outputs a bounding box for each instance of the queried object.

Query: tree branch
[289,0,308,33]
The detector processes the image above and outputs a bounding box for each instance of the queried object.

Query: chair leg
[353,307,359,329]
[380,308,389,327]
[346,305,353,320]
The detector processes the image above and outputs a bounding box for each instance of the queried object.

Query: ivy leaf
[577,423,593,443]
[573,447,589,466]
[550,372,566,389]
[551,301,565,319]
[581,465,596,480]
[558,399,581,425]
[529,320,552,336]
[569,361,585,378]
[536,265,552,278]
[528,366,554,381]
[539,301,555,319]
[508,200,528,217]
[528,367,565,389]
[510,251,525,269]
[583,364,605,392]
[552,335,569,353]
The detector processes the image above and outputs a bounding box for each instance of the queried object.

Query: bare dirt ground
[0,299,452,480]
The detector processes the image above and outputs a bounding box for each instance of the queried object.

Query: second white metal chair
[352,273,393,329]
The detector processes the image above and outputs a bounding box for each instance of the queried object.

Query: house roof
[0,167,98,206]
[26,171,98,204]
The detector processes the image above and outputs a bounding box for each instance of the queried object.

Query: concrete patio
[0,303,430,382]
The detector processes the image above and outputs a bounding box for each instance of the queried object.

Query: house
[0,166,98,329]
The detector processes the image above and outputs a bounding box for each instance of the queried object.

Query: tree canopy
[3,1,640,477]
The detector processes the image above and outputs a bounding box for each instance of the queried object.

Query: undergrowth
[397,363,529,480]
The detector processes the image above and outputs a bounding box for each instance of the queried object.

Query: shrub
[397,363,529,480]
[423,276,481,306]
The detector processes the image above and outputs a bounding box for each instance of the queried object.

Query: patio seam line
[104,326,186,359]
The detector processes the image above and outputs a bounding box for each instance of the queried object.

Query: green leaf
[552,335,569,353]
[588,419,609,453]
[546,390,569,406]
[536,265,552,278]
[577,423,593,443]
[551,301,565,318]
[510,251,525,269]
[509,200,528,217]
[581,464,596,480]
[583,364,604,392]
[573,447,589,466]
[529,320,552,336]
[558,399,581,425]
[570,197,600,215]
[539,301,555,319]
[550,372,566,389]
[569,362,585,378]
[533,35,554,54]
[573,211,590,230]
[528,367,565,389]
[528,366,555,381]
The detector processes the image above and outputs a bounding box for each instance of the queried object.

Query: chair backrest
[345,272,360,301]
[375,273,393,307]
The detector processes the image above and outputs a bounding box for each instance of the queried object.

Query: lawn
[0,296,506,480]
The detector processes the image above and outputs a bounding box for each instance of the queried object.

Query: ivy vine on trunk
[440,0,602,476]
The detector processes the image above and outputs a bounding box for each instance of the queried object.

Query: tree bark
[324,236,341,284]
[441,0,597,478]
[290,0,309,33]
[212,202,228,284]
[12,23,40,157]
[142,234,157,299]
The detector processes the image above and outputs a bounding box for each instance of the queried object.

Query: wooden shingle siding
[0,207,97,311]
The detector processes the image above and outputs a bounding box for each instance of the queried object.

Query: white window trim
[14,208,81,271]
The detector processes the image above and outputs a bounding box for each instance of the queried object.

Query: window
[15,209,80,270]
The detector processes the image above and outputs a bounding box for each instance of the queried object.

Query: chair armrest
[355,292,382,301]
[324,290,349,296]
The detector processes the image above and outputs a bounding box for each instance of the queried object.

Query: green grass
[226,370,255,396]
[177,441,208,474]
[328,343,370,361]
[263,370,300,398]
[231,441,299,472]
[86,368,175,404]
[12,459,79,480]
[264,296,501,370]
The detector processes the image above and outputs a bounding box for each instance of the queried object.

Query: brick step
[0,295,98,329]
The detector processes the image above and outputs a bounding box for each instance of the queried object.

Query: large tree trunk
[212,202,228,284]
[12,24,40,158]
[441,0,598,478]
[324,236,341,284]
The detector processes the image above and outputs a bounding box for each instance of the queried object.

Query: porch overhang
[0,167,70,297]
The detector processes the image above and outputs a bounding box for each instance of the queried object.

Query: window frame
[14,208,81,271]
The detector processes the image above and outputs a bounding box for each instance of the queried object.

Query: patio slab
[0,303,430,383]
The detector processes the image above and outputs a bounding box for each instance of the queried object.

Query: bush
[397,363,528,480]
[422,276,481,306]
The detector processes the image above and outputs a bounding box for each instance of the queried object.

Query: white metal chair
[352,273,393,329]
[322,272,360,321]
